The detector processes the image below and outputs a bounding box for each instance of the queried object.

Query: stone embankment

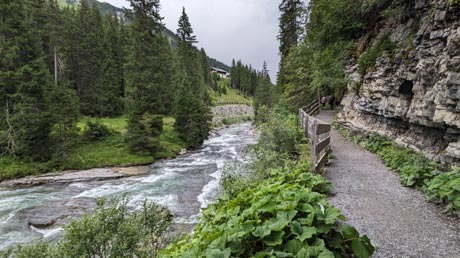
[211,104,254,125]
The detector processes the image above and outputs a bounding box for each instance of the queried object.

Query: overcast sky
[104,0,280,81]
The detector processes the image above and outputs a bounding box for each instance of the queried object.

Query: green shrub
[83,120,113,141]
[249,111,305,177]
[425,167,460,216]
[126,112,164,155]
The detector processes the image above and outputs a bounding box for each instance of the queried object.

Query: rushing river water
[0,122,258,250]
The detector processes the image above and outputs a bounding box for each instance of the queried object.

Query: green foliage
[254,62,273,120]
[425,167,460,216]
[249,110,304,175]
[220,116,252,126]
[358,35,397,76]
[230,59,259,96]
[161,106,373,258]
[3,198,173,258]
[161,164,371,258]
[334,123,460,217]
[127,113,164,155]
[209,80,252,105]
[174,8,211,149]
[83,120,113,142]
[174,83,210,149]
[48,84,80,162]
[278,0,413,109]
[1,117,185,181]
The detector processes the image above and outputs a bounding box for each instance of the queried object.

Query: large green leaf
[268,210,298,231]
[205,248,231,258]
[253,225,271,238]
[290,221,316,241]
[296,248,310,258]
[341,224,358,239]
[285,239,303,253]
[263,231,285,246]
[351,237,374,258]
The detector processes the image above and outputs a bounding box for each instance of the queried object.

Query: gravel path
[316,111,460,258]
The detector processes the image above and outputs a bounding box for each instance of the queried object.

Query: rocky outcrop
[339,0,460,165]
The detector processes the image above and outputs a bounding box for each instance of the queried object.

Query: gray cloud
[104,0,281,81]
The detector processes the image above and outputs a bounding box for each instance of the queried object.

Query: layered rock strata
[339,0,460,165]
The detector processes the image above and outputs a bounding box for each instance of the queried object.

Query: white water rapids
[0,122,258,250]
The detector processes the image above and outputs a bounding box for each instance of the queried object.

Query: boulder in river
[15,197,97,229]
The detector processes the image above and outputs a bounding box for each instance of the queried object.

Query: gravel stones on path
[316,111,460,258]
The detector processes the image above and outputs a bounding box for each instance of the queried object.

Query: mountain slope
[60,0,230,72]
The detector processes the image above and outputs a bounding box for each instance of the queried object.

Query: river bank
[0,122,259,250]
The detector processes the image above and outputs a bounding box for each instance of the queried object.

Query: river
[0,122,258,250]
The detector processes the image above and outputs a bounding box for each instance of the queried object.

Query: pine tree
[0,0,54,161]
[174,7,210,148]
[125,0,176,154]
[69,0,105,116]
[277,0,304,91]
[174,82,210,148]
[100,13,125,116]
[255,62,273,109]
[48,82,80,161]
[199,48,212,89]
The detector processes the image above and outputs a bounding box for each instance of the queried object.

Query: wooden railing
[299,100,331,173]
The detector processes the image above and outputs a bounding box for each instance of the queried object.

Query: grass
[0,117,186,181]
[209,79,253,105]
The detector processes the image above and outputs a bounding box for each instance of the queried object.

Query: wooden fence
[299,100,331,173]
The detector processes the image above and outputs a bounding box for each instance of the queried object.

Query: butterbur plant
[160,166,374,258]
[425,167,460,216]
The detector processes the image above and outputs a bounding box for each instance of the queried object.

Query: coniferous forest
[0,0,269,178]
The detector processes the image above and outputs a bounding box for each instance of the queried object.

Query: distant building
[211,67,230,78]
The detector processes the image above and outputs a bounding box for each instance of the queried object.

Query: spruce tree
[174,7,210,148]
[70,0,105,116]
[255,62,273,110]
[125,0,176,154]
[0,0,54,161]
[199,48,212,89]
[277,0,304,91]
[101,13,125,116]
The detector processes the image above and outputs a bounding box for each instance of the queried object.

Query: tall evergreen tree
[199,48,212,89]
[101,13,125,116]
[69,0,105,116]
[174,7,210,148]
[254,62,273,114]
[277,0,304,91]
[0,0,54,160]
[125,0,176,154]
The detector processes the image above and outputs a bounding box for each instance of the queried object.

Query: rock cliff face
[339,0,460,165]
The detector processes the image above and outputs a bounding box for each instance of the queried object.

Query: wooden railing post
[310,118,317,172]
[299,101,331,174]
